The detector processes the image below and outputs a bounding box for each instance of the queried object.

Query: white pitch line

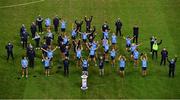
[0,0,45,9]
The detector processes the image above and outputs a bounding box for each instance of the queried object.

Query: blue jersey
[47,32,53,38]
[142,59,147,67]
[133,50,139,59]
[92,42,97,49]
[119,59,125,68]
[111,35,117,44]
[130,45,137,52]
[45,18,51,26]
[47,51,53,59]
[90,47,95,55]
[61,21,66,29]
[44,59,50,67]
[76,50,82,58]
[82,60,88,68]
[104,44,109,52]
[71,29,77,37]
[110,50,116,57]
[21,59,28,68]
[103,31,109,39]
[82,33,87,40]
[63,37,68,44]
[126,38,131,45]
[102,39,107,47]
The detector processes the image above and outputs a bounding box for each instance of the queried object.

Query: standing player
[130,43,141,59]
[27,47,36,68]
[36,15,43,33]
[53,15,60,33]
[76,45,83,66]
[41,42,48,59]
[102,29,109,40]
[62,35,70,46]
[30,22,37,38]
[111,33,117,49]
[123,36,134,51]
[32,33,41,49]
[84,16,93,32]
[87,44,99,66]
[99,56,104,76]
[45,17,51,29]
[167,55,177,78]
[80,31,91,47]
[110,48,116,67]
[102,21,109,32]
[160,48,168,66]
[42,56,50,76]
[75,19,83,32]
[21,30,29,49]
[133,49,140,67]
[5,42,14,61]
[63,56,69,76]
[81,58,89,75]
[133,25,139,44]
[71,28,78,40]
[115,18,123,36]
[118,55,126,77]
[41,46,58,68]
[60,19,66,35]
[140,53,148,76]
[103,40,110,61]
[21,56,28,78]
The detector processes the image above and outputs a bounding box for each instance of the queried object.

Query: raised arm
[158,40,162,45]
[52,46,58,52]
[41,48,48,52]
[118,55,122,60]
[90,16,93,22]
[84,16,87,22]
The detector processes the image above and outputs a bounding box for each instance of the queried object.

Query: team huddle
[5,15,177,78]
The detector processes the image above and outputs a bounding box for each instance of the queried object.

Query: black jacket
[5,44,13,52]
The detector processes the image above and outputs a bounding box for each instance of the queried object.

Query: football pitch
[0,0,180,99]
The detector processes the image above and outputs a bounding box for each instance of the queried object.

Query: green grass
[0,0,180,99]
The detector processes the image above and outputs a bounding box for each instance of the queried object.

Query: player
[133,49,139,67]
[42,56,50,76]
[118,55,126,77]
[76,45,83,66]
[140,53,148,76]
[111,33,117,49]
[87,43,99,66]
[60,18,66,35]
[84,16,93,32]
[123,36,134,51]
[81,58,89,75]
[110,48,116,67]
[99,56,104,76]
[32,33,40,49]
[21,56,28,78]
[41,46,58,68]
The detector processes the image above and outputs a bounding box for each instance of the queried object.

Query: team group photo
[0,0,180,99]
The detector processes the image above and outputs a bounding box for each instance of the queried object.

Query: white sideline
[0,0,45,9]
